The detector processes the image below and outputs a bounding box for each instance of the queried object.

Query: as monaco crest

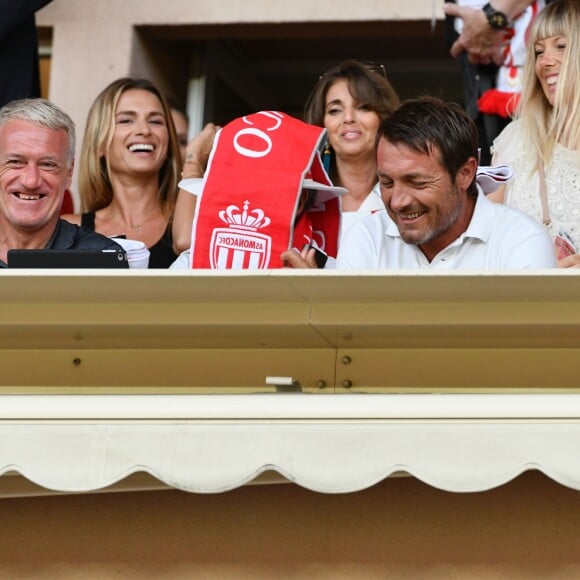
[209,200,272,269]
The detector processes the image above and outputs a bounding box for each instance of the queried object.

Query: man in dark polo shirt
[0,98,123,267]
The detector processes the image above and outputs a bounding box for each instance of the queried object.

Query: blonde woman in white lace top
[490,0,580,267]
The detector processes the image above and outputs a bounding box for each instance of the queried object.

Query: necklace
[132,224,143,233]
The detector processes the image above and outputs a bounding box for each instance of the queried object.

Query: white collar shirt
[336,191,557,270]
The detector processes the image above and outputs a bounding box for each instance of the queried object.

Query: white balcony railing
[1,269,579,496]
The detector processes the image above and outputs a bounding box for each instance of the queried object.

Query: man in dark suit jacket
[0,1,53,107]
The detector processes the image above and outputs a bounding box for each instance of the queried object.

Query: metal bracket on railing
[265,376,302,393]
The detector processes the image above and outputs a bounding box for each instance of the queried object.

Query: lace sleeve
[491,120,521,166]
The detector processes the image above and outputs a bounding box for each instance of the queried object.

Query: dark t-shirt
[47,219,124,251]
[0,219,124,267]
[81,212,177,269]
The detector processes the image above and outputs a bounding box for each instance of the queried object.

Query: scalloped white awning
[2,393,580,494]
[2,271,580,496]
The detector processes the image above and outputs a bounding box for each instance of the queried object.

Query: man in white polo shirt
[336,97,556,270]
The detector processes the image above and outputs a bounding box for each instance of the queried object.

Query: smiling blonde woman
[490,0,580,267]
[62,77,181,268]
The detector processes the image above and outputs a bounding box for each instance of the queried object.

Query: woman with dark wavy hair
[304,60,400,243]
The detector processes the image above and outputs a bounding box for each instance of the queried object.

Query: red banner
[189,111,342,269]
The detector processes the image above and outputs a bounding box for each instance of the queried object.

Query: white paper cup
[111,238,150,269]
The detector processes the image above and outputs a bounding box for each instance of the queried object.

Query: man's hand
[444,3,506,65]
[280,246,319,269]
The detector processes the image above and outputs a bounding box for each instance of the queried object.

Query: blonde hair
[517,0,580,167]
[78,77,181,215]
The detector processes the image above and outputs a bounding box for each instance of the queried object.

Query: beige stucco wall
[38,0,441,100]
[36,0,444,196]
[2,471,580,577]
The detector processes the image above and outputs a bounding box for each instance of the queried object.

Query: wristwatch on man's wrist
[482,3,510,30]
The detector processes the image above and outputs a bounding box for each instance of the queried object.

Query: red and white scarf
[187,111,342,269]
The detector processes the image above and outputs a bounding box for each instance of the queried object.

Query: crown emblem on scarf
[218,200,271,231]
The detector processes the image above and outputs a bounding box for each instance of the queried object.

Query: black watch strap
[482,3,509,30]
